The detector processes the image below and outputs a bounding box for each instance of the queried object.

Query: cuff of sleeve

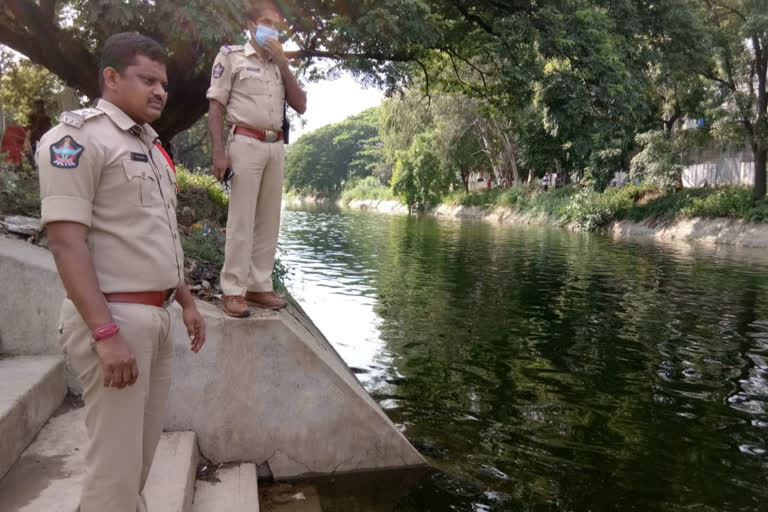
[206,88,229,106]
[41,196,93,228]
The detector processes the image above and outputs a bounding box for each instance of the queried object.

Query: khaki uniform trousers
[220,133,284,296]
[59,299,173,512]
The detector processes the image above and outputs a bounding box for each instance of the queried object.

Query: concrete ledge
[192,463,260,512]
[145,432,199,512]
[0,239,64,355]
[0,355,67,481]
[166,300,425,478]
[0,237,426,479]
[609,217,768,248]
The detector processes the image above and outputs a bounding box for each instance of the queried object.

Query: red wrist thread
[92,323,120,342]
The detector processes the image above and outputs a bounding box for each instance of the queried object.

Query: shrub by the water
[340,176,394,205]
[175,164,229,226]
[0,158,40,217]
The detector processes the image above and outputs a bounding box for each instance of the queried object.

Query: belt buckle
[265,130,278,143]
[163,289,176,308]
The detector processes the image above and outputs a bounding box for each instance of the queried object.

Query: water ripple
[279,206,768,511]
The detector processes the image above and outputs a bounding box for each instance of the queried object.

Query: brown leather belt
[234,125,283,143]
[104,290,174,308]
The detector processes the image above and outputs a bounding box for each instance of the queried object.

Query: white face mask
[251,24,280,48]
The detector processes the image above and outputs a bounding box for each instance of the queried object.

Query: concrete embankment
[336,199,768,249]
[0,237,426,480]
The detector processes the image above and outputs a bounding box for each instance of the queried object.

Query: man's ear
[102,67,120,92]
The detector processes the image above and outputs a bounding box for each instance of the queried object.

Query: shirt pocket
[122,160,163,207]
[237,68,268,95]
[165,168,178,209]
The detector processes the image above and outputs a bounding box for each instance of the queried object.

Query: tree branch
[702,0,747,21]
[285,48,417,63]
[40,0,56,23]
[700,70,734,90]
[415,59,432,107]
[446,47,488,89]
[448,0,499,37]
[0,0,99,96]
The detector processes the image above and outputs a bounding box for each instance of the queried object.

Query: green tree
[691,0,768,199]
[0,59,64,125]
[171,115,213,170]
[391,132,453,212]
[284,107,383,196]
[0,0,251,140]
[380,91,490,192]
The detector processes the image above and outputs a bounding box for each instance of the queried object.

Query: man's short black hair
[99,32,168,92]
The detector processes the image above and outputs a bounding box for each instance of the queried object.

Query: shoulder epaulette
[220,44,244,55]
[59,108,105,129]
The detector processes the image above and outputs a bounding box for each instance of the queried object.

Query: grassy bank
[340,176,396,204]
[338,181,768,231]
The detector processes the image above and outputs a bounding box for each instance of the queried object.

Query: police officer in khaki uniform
[207,1,307,317]
[37,32,206,512]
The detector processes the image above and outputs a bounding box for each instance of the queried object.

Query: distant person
[207,0,307,317]
[26,99,52,156]
[36,32,206,511]
[543,174,550,192]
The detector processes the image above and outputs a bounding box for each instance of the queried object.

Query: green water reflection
[279,206,768,512]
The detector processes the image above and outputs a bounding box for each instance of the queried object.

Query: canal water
[277,205,768,512]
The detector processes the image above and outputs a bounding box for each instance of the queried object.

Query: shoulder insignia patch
[59,108,104,129]
[220,44,244,55]
[50,136,85,168]
[213,62,225,79]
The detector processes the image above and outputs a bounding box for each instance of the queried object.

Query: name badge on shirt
[131,152,149,163]
[247,67,262,73]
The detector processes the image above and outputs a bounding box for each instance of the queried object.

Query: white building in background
[468,169,493,191]
[682,147,755,188]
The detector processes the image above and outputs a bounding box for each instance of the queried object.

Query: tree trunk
[509,140,521,187]
[499,130,520,187]
[751,34,767,200]
[0,0,223,141]
[554,159,563,186]
[527,169,534,185]
[479,134,502,187]
[663,104,682,138]
[755,143,767,201]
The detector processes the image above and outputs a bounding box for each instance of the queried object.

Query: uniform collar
[95,99,159,141]
[245,41,271,63]
[244,41,258,57]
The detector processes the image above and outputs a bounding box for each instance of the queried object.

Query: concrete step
[0,355,66,480]
[260,483,322,512]
[0,403,85,512]
[193,463,260,512]
[144,431,199,512]
[0,402,199,512]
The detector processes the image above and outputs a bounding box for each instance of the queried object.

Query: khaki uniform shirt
[36,99,184,294]
[206,42,285,131]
